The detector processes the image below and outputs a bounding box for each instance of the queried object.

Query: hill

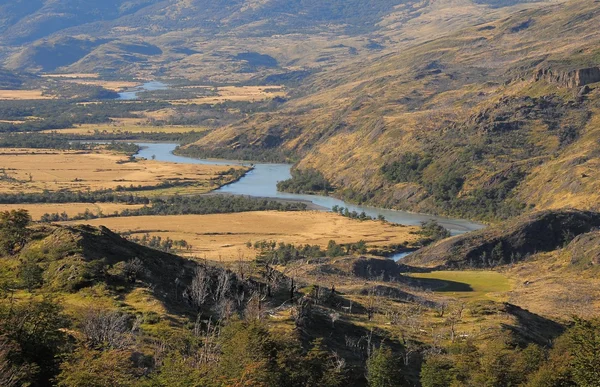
[4,211,591,386]
[403,209,600,268]
[0,0,549,80]
[184,0,600,221]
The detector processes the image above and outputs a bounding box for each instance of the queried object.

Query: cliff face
[534,67,600,88]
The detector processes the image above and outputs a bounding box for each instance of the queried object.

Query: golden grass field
[0,148,246,194]
[173,85,286,104]
[0,90,52,100]
[0,203,145,220]
[64,79,140,91]
[505,251,600,320]
[65,211,420,261]
[42,73,100,79]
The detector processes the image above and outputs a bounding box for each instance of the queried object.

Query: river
[118,81,169,100]
[134,143,485,241]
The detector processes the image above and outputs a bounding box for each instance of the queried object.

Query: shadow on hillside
[503,303,565,345]
[411,277,474,292]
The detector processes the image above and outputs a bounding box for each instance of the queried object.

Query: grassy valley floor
[63,211,421,261]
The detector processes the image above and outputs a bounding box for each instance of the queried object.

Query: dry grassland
[0,148,245,194]
[0,90,53,100]
[173,85,286,104]
[43,73,139,91]
[505,252,600,320]
[0,203,145,220]
[66,211,420,261]
[64,79,140,91]
[42,73,100,79]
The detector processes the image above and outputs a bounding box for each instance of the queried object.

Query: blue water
[134,142,485,235]
[118,81,169,100]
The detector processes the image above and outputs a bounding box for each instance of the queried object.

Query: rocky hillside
[186,0,600,221]
[402,209,600,268]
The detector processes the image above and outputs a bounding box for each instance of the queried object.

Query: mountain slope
[185,0,600,221]
[0,0,547,80]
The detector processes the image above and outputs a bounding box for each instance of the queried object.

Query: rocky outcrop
[567,231,600,266]
[534,67,600,89]
[403,209,600,268]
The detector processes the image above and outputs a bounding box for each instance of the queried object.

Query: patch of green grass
[409,271,512,300]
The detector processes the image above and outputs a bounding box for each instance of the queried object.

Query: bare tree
[291,296,312,329]
[446,302,465,343]
[213,270,231,304]
[189,267,211,309]
[329,311,340,328]
[123,257,145,283]
[365,287,380,321]
[82,309,137,349]
[402,340,418,366]
[199,318,221,364]
[244,291,267,321]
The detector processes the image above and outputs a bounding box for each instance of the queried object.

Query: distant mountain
[0,0,545,79]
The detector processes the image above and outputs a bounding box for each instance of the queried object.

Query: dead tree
[189,267,211,309]
[82,309,136,349]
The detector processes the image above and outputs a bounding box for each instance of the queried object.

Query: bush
[277,168,333,194]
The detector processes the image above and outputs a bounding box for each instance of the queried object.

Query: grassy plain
[172,85,286,104]
[64,211,420,260]
[0,148,245,194]
[0,203,145,220]
[0,89,52,100]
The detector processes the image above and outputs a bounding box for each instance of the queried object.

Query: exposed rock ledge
[534,67,600,88]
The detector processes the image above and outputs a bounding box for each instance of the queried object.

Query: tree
[0,296,70,385]
[57,348,140,387]
[189,267,211,310]
[568,318,600,386]
[81,309,135,350]
[0,210,31,255]
[17,259,44,291]
[421,355,455,387]
[0,335,35,387]
[122,258,145,283]
[326,240,344,258]
[366,344,402,387]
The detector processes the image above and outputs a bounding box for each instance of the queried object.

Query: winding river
[134,143,484,239]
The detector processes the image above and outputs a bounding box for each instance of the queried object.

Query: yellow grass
[173,85,286,104]
[65,211,420,261]
[0,203,145,220]
[0,148,245,194]
[0,90,53,100]
[64,79,140,91]
[42,73,100,79]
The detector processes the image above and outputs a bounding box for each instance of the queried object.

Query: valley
[1,0,600,386]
